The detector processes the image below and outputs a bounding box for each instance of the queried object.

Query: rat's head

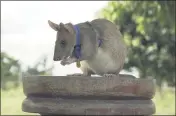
[48,20,76,63]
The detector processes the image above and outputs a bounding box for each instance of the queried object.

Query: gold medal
[76,60,81,68]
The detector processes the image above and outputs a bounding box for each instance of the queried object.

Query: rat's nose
[53,57,61,61]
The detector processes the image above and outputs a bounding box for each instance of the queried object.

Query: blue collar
[73,25,102,59]
[73,25,81,59]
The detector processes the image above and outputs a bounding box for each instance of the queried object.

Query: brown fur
[48,18,127,76]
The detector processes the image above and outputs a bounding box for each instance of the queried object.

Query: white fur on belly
[86,48,120,74]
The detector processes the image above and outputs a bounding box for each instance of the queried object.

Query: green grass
[1,85,175,115]
[152,87,175,115]
[1,85,35,115]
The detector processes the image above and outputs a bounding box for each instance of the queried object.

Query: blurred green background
[1,1,175,115]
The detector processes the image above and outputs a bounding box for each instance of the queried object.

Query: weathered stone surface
[22,75,156,99]
[22,97,155,115]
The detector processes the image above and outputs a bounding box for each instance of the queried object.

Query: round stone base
[22,75,156,99]
[22,97,155,115]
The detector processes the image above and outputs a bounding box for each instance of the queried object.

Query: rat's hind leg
[103,69,136,79]
[102,65,134,78]
[67,66,94,77]
[102,67,121,78]
[103,73,117,77]
[103,73,136,79]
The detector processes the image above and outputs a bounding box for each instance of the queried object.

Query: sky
[1,1,139,77]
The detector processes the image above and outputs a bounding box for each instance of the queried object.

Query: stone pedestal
[22,75,156,115]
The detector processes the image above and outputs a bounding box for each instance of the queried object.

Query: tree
[1,52,21,90]
[97,1,175,87]
[1,52,54,90]
[22,55,54,76]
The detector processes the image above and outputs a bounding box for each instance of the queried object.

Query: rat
[48,18,135,78]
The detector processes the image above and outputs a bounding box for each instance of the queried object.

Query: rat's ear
[59,22,65,29]
[48,20,60,31]
[60,23,74,34]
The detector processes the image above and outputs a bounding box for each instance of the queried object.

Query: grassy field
[1,84,175,115]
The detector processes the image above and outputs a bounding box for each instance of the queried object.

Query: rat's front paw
[60,60,66,66]
[60,57,77,66]
[103,74,118,78]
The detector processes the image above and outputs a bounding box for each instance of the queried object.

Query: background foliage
[97,1,175,88]
[1,52,53,90]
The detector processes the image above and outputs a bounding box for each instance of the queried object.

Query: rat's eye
[60,40,66,47]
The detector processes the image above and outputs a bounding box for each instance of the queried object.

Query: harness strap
[85,21,102,47]
[73,22,102,60]
[73,25,81,59]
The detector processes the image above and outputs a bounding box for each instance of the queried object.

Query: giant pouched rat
[48,18,135,78]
